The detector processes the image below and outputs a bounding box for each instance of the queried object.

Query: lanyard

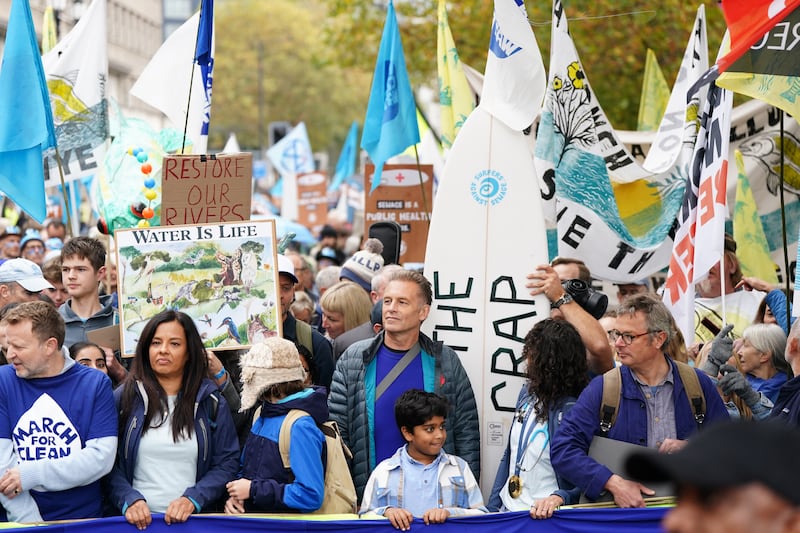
[513,401,549,477]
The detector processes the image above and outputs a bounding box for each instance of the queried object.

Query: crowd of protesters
[0,217,797,532]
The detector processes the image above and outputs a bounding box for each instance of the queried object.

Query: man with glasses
[550,294,729,508]
[0,258,54,307]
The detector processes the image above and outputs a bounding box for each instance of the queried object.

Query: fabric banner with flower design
[534,1,708,282]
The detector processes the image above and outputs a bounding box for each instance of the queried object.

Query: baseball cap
[625,421,800,505]
[277,254,298,284]
[0,258,55,292]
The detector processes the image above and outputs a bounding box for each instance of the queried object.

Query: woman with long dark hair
[488,319,589,518]
[107,310,239,529]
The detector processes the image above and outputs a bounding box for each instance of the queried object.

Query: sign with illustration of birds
[115,220,280,356]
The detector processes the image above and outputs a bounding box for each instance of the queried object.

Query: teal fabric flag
[329,121,359,192]
[0,0,57,223]
[361,1,419,193]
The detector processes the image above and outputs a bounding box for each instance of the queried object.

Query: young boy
[42,257,69,307]
[58,237,115,348]
[360,390,487,530]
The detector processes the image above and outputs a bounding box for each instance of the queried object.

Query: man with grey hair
[369,264,402,304]
[551,293,729,508]
[331,265,402,360]
[314,266,342,332]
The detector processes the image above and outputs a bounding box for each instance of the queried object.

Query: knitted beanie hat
[239,337,305,411]
[339,238,384,292]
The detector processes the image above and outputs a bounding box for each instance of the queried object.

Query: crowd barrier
[0,508,670,532]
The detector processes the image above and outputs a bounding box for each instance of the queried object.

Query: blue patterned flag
[0,0,58,223]
[329,121,359,192]
[361,0,419,193]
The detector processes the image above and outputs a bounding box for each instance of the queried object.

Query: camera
[561,279,608,319]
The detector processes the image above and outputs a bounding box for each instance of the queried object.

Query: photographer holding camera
[526,258,615,376]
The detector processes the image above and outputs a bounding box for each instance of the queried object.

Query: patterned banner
[534,2,708,282]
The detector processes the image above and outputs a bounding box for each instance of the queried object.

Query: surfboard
[422,106,550,495]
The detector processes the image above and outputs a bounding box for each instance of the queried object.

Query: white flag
[42,0,108,184]
[663,84,733,344]
[266,122,315,178]
[478,0,546,131]
[130,10,214,153]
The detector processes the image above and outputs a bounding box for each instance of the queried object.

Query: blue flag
[329,121,359,192]
[195,0,214,141]
[361,1,419,193]
[0,0,57,223]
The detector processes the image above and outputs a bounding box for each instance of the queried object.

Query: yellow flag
[41,5,57,54]
[718,70,800,120]
[437,0,474,148]
[637,49,670,131]
[733,150,779,283]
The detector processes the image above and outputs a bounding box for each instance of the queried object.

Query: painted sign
[115,220,280,356]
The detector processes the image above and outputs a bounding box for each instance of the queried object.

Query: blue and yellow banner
[0,508,669,533]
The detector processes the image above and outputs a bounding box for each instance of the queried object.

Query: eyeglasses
[608,330,653,345]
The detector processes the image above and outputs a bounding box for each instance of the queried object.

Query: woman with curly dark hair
[488,318,589,518]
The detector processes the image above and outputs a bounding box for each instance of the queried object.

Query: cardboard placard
[86,324,121,353]
[115,220,280,356]
[161,153,253,225]
[365,164,433,264]
[296,171,328,234]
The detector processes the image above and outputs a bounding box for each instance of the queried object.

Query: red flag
[718,0,800,73]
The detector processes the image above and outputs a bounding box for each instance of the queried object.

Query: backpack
[278,409,357,514]
[599,361,706,434]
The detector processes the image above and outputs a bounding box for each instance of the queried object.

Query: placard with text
[297,171,328,234]
[366,164,433,264]
[161,153,253,225]
[115,220,280,356]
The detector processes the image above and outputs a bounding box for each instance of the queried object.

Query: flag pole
[54,148,76,238]
[778,109,791,330]
[412,145,431,230]
[180,4,204,154]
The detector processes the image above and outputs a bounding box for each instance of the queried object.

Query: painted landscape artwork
[115,220,280,355]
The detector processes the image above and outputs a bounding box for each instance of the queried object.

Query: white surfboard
[422,107,550,496]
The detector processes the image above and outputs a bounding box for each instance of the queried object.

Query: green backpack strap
[295,320,314,358]
[600,367,621,434]
[674,361,706,425]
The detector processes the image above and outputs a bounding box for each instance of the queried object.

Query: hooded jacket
[240,386,329,512]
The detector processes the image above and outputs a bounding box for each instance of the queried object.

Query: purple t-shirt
[374,344,423,465]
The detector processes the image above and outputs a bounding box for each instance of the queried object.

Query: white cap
[277,254,298,284]
[0,258,54,292]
